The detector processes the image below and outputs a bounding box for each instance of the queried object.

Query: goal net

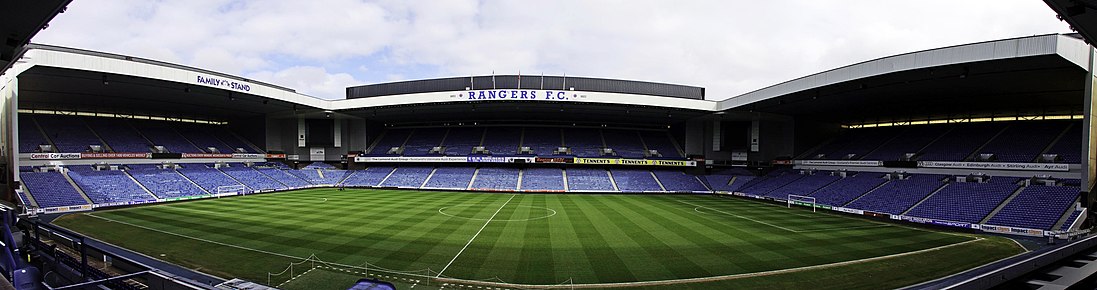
[216,184,247,196]
[787,195,816,212]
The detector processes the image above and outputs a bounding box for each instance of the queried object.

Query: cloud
[246,66,363,99]
[32,0,1070,101]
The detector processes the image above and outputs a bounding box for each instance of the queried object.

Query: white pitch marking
[675,199,799,232]
[435,194,516,278]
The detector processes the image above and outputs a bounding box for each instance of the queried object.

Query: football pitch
[54,189,1024,289]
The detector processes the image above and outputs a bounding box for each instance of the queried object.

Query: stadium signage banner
[354,156,467,163]
[29,153,81,160]
[196,75,251,92]
[80,152,151,159]
[463,89,581,102]
[182,153,233,158]
[899,216,977,229]
[467,156,508,163]
[574,158,697,167]
[832,207,863,215]
[231,153,264,159]
[794,160,882,167]
[978,224,1045,237]
[265,153,287,159]
[918,161,1069,171]
[535,157,574,163]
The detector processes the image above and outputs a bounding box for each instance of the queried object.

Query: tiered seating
[129,167,208,198]
[441,128,483,155]
[522,127,562,156]
[19,172,87,208]
[906,182,1019,223]
[704,174,756,192]
[764,173,839,199]
[652,170,708,192]
[34,115,104,153]
[422,167,475,189]
[482,127,521,155]
[563,128,604,157]
[212,128,258,153]
[917,123,1005,161]
[18,117,50,153]
[610,169,662,192]
[379,166,433,187]
[603,130,646,158]
[341,166,394,187]
[302,162,335,169]
[521,168,565,191]
[85,118,148,152]
[177,166,243,193]
[402,128,447,156]
[133,121,201,153]
[290,169,348,185]
[369,129,411,154]
[862,126,948,161]
[566,168,615,191]
[176,124,233,153]
[640,131,682,158]
[256,167,312,187]
[989,176,1024,184]
[67,169,154,204]
[977,122,1065,162]
[845,174,945,214]
[1047,124,1082,163]
[809,127,901,160]
[809,173,888,206]
[1060,210,1083,231]
[739,170,804,197]
[220,166,286,191]
[986,185,1079,230]
[470,167,520,190]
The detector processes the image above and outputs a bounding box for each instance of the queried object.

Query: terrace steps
[1040,123,1074,160]
[175,169,212,195]
[963,125,1009,161]
[122,170,159,199]
[900,181,950,216]
[83,121,115,152]
[1052,206,1081,231]
[217,167,256,192]
[980,185,1028,224]
[839,177,893,207]
[421,167,438,188]
[606,169,621,191]
[60,169,95,204]
[649,170,667,192]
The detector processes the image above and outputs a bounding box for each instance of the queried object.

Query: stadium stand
[176,124,234,153]
[704,174,755,192]
[1060,210,1083,231]
[845,174,946,214]
[471,167,520,190]
[341,166,394,187]
[610,169,663,192]
[1046,123,1082,163]
[19,171,88,208]
[422,166,476,189]
[807,127,900,160]
[916,122,1006,161]
[212,128,260,153]
[565,168,616,191]
[522,127,563,156]
[520,168,566,191]
[976,122,1066,162]
[482,127,522,155]
[257,167,313,187]
[34,115,105,153]
[639,131,682,158]
[133,121,202,153]
[67,169,155,204]
[85,117,151,153]
[986,185,1080,230]
[177,166,244,193]
[861,126,948,161]
[441,128,484,155]
[563,128,605,157]
[764,173,839,199]
[652,170,708,192]
[402,128,447,156]
[18,116,50,153]
[379,166,433,188]
[603,130,647,158]
[809,172,888,206]
[905,182,1020,223]
[220,165,286,191]
[369,129,412,155]
[738,169,804,197]
[128,166,208,198]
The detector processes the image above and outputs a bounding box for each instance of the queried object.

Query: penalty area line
[434,194,516,278]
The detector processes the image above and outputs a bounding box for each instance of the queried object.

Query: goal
[216,184,248,196]
[787,195,816,212]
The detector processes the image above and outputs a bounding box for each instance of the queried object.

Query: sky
[32,0,1071,101]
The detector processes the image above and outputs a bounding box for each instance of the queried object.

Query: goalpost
[216,184,248,197]
[787,195,816,212]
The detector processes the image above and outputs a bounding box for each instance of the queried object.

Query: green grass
[53,189,1023,289]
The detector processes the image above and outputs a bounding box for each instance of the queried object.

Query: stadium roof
[0,0,70,74]
[717,34,1092,123]
[6,34,1091,125]
[1043,0,1097,44]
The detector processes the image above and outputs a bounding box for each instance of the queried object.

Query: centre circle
[438,204,558,222]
